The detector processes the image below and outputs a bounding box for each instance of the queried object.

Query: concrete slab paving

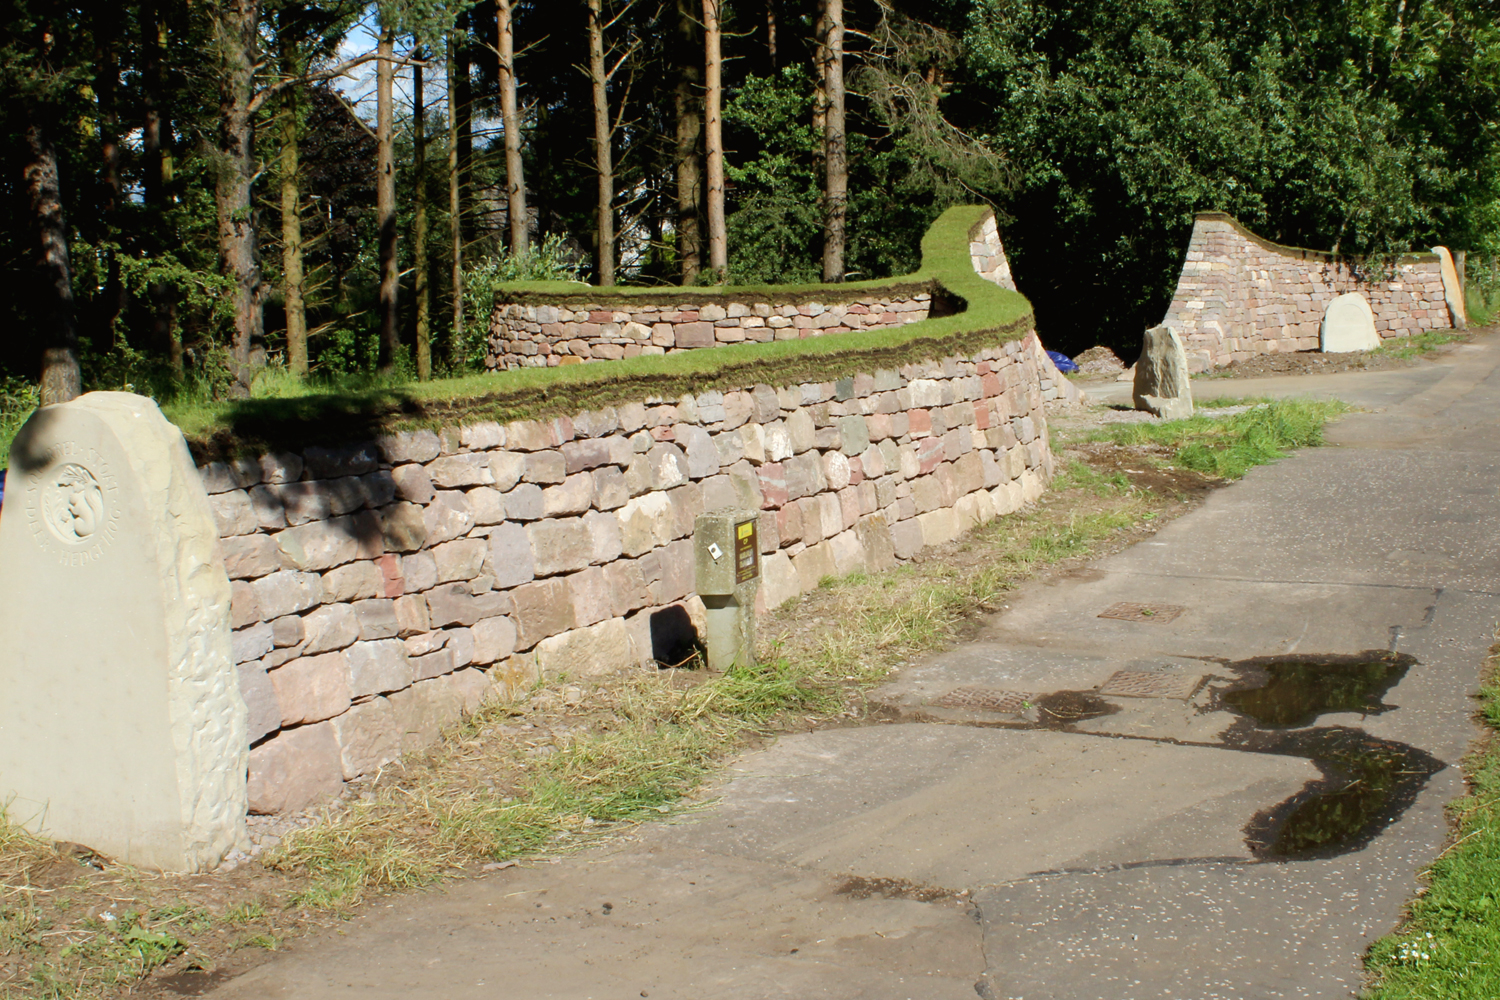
[201,332,1500,1000]
[213,843,988,1000]
[655,726,1317,885]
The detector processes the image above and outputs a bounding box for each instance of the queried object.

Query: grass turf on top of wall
[165,205,1031,462]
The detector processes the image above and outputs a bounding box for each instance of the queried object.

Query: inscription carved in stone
[20,443,121,566]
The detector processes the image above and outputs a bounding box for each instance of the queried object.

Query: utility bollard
[693,508,760,671]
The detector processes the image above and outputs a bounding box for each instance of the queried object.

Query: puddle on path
[889,650,1443,861]
[1221,652,1411,728]
[1237,725,1441,856]
[1216,651,1442,859]
[1032,690,1117,729]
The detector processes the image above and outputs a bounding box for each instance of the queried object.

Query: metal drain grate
[930,687,1032,713]
[1098,670,1205,700]
[1098,602,1187,624]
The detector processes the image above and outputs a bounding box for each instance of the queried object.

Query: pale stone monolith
[1432,246,1468,330]
[1320,292,1380,353]
[1132,325,1194,420]
[0,392,247,872]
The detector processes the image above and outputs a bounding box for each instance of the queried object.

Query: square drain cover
[931,687,1031,713]
[1098,602,1186,624]
[1098,670,1205,700]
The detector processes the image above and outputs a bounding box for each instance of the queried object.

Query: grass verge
[1371,330,1469,361]
[1362,639,1500,999]
[1075,398,1351,480]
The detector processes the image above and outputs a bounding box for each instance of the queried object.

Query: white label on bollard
[708,542,723,560]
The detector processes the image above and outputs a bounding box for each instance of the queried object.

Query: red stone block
[917,437,945,475]
[759,462,789,507]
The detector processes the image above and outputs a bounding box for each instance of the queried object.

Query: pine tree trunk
[214,0,266,397]
[821,0,846,282]
[813,2,827,178]
[448,31,465,364]
[141,0,180,375]
[455,22,474,247]
[674,0,702,284]
[376,28,400,374]
[93,20,126,352]
[588,0,615,286]
[497,0,528,256]
[281,91,307,376]
[414,54,431,381]
[703,0,727,277]
[766,0,778,68]
[141,0,166,206]
[24,121,80,405]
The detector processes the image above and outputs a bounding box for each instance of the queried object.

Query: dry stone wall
[485,207,1022,371]
[205,331,1067,814]
[487,292,935,369]
[1163,213,1456,371]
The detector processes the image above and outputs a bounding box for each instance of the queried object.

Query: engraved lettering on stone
[22,444,122,566]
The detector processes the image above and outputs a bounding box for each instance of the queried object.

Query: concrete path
[204,337,1500,1000]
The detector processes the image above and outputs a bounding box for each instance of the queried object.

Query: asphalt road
[201,335,1500,1000]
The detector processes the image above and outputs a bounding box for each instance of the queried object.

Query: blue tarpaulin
[1046,350,1079,373]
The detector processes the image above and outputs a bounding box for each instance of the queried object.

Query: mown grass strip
[1371,330,1469,361]
[1078,398,1352,480]
[1362,640,1500,999]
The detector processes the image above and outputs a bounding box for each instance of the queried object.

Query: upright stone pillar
[1133,325,1195,420]
[0,392,246,872]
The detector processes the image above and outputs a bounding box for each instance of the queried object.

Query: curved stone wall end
[1163,213,1459,371]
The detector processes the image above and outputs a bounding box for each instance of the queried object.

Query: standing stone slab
[1320,292,1380,353]
[1132,325,1194,420]
[1432,247,1468,330]
[0,392,247,871]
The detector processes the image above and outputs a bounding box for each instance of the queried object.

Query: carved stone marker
[1432,246,1468,330]
[1133,325,1194,420]
[1320,292,1380,353]
[0,393,246,872]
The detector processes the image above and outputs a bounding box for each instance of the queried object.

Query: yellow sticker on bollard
[735,519,759,583]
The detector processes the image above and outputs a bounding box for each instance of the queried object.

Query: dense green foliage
[965,0,1500,354]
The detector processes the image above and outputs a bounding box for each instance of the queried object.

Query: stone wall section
[487,294,933,370]
[204,332,1062,815]
[486,207,1025,371]
[1163,213,1455,371]
[969,212,1016,291]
